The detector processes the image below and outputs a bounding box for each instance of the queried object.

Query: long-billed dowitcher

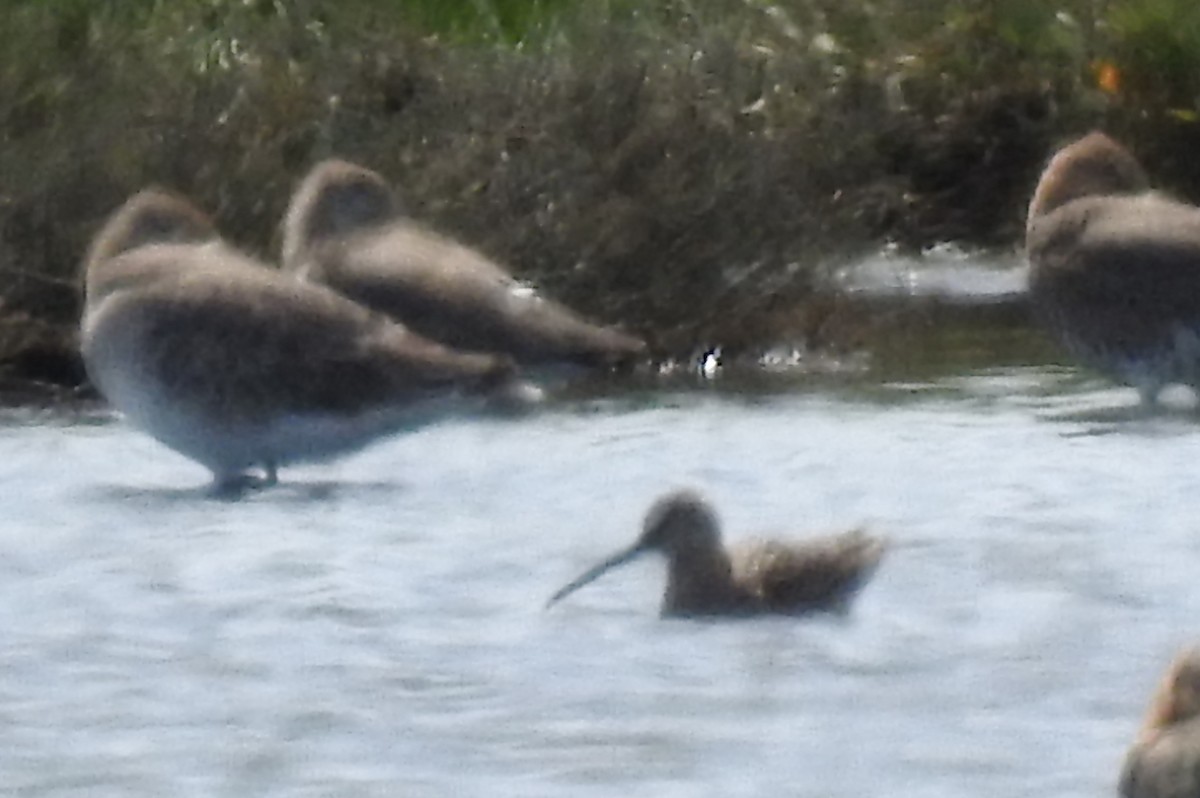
[1026,131,1200,404]
[81,189,536,490]
[1120,648,1200,798]
[281,159,647,371]
[546,489,886,618]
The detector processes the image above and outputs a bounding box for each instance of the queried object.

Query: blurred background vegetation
[2,0,1200,393]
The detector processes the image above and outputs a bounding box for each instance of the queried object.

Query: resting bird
[281,158,647,372]
[81,189,534,490]
[546,489,886,618]
[1120,648,1200,798]
[1026,131,1200,405]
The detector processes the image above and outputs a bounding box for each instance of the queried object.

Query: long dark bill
[545,544,646,608]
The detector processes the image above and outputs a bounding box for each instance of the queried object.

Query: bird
[81,188,537,491]
[280,158,648,373]
[1119,647,1200,798]
[1025,131,1200,405]
[545,488,886,618]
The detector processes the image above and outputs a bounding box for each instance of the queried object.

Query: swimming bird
[1026,131,1200,405]
[546,489,886,618]
[81,188,534,490]
[1120,647,1200,798]
[281,159,647,372]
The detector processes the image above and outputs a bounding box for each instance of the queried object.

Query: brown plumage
[1026,132,1200,404]
[281,159,647,371]
[81,189,534,489]
[1120,648,1200,798]
[546,489,886,618]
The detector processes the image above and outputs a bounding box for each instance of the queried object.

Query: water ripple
[0,367,1194,795]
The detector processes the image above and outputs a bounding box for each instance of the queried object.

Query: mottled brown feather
[89,245,512,422]
[282,159,647,369]
[547,489,886,618]
[731,529,885,613]
[1025,133,1200,398]
[1026,131,1149,228]
[84,189,217,288]
[1121,649,1200,798]
[81,189,520,485]
[1028,195,1200,359]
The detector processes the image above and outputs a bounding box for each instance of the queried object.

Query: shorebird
[1120,648,1200,798]
[1026,131,1200,405]
[281,159,647,372]
[81,189,535,491]
[546,489,886,618]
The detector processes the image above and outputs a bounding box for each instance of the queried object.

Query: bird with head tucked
[1026,132,1200,405]
[282,159,647,374]
[81,189,534,491]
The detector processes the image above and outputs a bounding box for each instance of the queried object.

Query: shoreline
[0,276,1046,409]
[5,2,1187,404]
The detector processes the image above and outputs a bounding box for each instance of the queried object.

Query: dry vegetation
[3,0,1199,397]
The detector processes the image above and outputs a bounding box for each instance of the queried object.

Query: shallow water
[3,361,1200,797]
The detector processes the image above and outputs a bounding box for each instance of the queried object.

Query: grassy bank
[3,0,1200,398]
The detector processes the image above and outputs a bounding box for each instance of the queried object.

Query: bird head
[282,159,399,267]
[1026,131,1150,229]
[86,189,215,268]
[545,489,722,609]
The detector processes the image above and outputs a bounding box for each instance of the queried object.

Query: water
[2,364,1199,797]
[835,243,1026,303]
